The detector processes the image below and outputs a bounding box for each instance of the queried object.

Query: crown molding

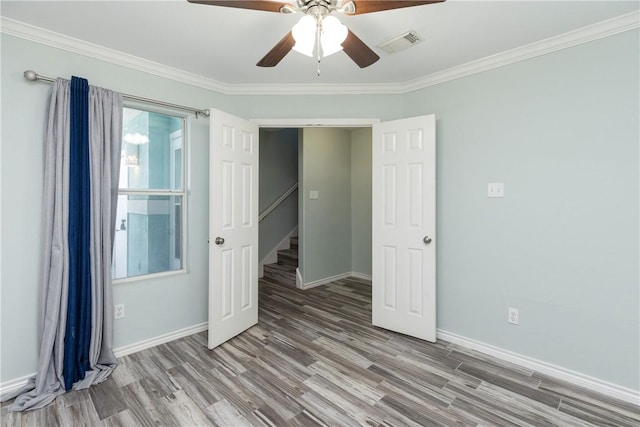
[223,82,405,95]
[0,17,230,94]
[400,10,640,94]
[2,10,638,96]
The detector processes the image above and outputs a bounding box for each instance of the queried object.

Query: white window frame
[113,106,189,284]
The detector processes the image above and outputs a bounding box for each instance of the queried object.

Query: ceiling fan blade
[187,0,294,13]
[342,30,380,68]
[346,0,445,15]
[257,31,296,67]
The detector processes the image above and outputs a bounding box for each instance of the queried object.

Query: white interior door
[372,114,436,342]
[209,108,259,349]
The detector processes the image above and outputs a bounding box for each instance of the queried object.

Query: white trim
[297,272,371,290]
[0,18,230,95]
[259,184,298,222]
[401,10,640,94]
[0,322,208,396]
[298,272,353,290]
[236,83,404,96]
[259,227,298,278]
[254,118,380,127]
[113,322,208,358]
[0,372,36,396]
[3,322,637,406]
[437,329,640,406]
[296,267,303,289]
[4,12,636,96]
[350,272,372,281]
[113,268,187,286]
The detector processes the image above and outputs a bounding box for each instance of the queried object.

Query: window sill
[112,268,188,285]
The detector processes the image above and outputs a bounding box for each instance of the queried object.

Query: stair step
[262,235,299,288]
[263,264,296,287]
[278,248,298,263]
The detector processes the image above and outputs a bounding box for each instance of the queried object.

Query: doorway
[209,114,436,349]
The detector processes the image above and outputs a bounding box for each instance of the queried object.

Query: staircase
[262,236,298,287]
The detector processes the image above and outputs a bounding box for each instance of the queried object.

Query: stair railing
[259,182,298,223]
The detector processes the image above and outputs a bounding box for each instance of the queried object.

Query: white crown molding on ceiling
[401,9,640,94]
[1,10,638,96]
[0,17,230,95]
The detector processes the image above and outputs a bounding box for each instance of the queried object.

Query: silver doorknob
[423,236,432,244]
[215,237,225,245]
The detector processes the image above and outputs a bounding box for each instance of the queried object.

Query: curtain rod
[23,70,210,118]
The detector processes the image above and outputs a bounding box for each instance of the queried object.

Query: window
[112,107,186,280]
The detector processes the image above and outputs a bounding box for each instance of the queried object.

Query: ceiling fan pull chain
[316,18,322,76]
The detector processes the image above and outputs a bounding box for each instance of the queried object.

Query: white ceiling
[2,0,638,86]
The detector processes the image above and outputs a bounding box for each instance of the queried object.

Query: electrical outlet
[508,307,519,325]
[114,304,125,319]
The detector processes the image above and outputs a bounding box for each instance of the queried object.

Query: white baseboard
[297,272,351,290]
[299,272,351,290]
[259,226,298,279]
[114,322,208,358]
[296,267,303,289]
[0,372,36,396]
[1,322,208,396]
[437,329,640,406]
[297,271,371,290]
[350,272,372,281]
[5,317,636,407]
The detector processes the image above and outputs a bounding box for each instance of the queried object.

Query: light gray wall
[1,28,638,394]
[0,35,219,383]
[350,128,372,276]
[0,35,401,383]
[403,30,639,390]
[298,128,372,282]
[258,128,299,261]
[299,128,352,283]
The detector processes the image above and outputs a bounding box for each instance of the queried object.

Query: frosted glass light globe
[292,15,316,57]
[320,16,348,57]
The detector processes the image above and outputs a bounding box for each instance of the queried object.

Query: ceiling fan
[187,0,445,70]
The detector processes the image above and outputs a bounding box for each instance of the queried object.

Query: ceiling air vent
[377,30,423,54]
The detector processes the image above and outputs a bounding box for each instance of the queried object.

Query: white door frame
[252,118,380,128]
[253,116,380,297]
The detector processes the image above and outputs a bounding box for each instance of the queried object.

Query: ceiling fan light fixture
[279,4,296,14]
[337,0,356,15]
[292,15,316,57]
[320,15,347,57]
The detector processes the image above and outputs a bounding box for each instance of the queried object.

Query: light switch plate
[310,190,319,200]
[488,182,504,198]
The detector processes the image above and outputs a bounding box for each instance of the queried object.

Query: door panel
[209,109,259,349]
[372,115,436,342]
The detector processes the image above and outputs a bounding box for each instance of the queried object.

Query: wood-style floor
[2,276,638,426]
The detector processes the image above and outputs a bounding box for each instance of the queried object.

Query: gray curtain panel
[3,79,123,411]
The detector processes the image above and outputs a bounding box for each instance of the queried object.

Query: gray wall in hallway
[298,128,373,283]
[299,128,353,283]
[350,128,373,277]
[259,128,299,261]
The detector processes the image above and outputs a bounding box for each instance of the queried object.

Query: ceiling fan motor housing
[297,0,350,16]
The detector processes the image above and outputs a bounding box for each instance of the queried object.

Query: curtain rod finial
[24,70,38,81]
